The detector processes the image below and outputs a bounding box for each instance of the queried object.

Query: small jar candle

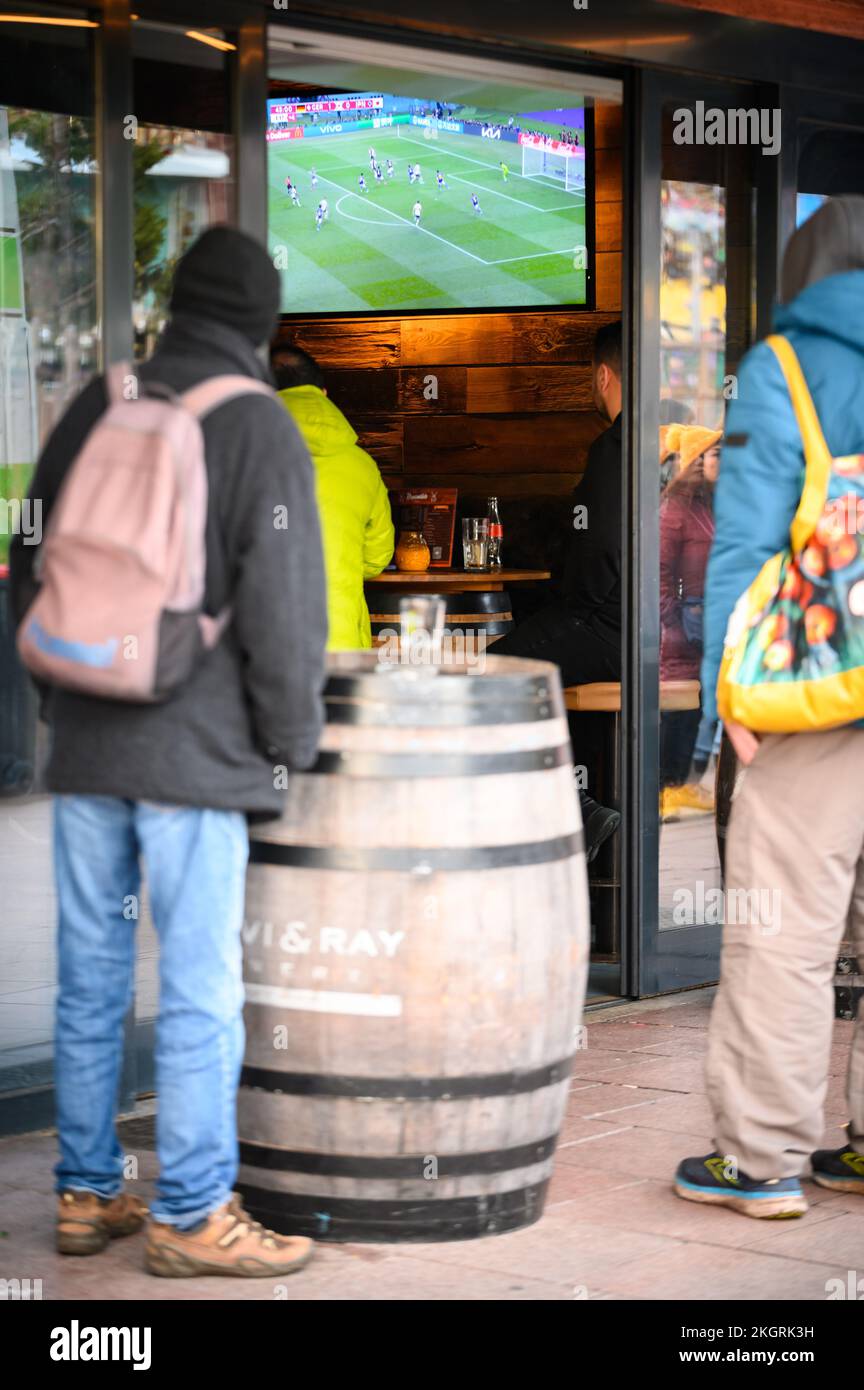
[395,530,431,572]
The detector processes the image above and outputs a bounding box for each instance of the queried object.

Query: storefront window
[132,125,232,356]
[656,109,755,937]
[131,22,235,358]
[0,16,97,1114]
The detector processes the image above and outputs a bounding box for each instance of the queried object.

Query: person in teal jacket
[272,347,394,649]
[701,196,864,729]
[675,197,864,1220]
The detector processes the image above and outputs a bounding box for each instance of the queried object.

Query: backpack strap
[179,375,275,650]
[765,334,834,556]
[181,375,274,420]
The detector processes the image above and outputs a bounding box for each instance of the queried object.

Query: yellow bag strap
[765,334,833,555]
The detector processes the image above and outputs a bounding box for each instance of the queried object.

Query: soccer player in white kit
[310,168,318,189]
[386,158,394,179]
[413,199,422,226]
[319,197,328,221]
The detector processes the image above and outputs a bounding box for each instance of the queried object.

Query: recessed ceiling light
[185,29,236,53]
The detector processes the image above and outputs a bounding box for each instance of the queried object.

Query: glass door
[629,71,777,995]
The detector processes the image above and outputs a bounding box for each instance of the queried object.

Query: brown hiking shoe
[144,1195,314,1278]
[57,1189,148,1255]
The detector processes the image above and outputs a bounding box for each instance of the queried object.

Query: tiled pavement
[0,988,858,1301]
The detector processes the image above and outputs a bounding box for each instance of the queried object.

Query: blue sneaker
[811,1139,864,1195]
[674,1152,808,1219]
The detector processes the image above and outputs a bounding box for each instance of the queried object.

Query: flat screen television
[267,90,593,315]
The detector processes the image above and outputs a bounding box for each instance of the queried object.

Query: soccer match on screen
[267,91,590,313]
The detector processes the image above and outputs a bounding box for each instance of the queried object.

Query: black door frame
[625,68,783,997]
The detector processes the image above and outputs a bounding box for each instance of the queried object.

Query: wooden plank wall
[273,100,622,569]
[665,0,864,42]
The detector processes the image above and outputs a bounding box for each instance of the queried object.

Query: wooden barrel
[237,652,589,1243]
[368,589,514,644]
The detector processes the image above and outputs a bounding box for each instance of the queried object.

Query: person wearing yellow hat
[659,423,722,820]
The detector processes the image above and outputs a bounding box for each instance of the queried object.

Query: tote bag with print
[717,334,864,733]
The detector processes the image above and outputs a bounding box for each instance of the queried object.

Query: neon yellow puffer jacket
[277,385,394,649]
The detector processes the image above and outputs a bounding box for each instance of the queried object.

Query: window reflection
[659,179,727,929]
[133,126,232,359]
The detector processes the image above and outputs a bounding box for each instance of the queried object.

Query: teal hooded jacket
[702,264,864,723]
[278,385,394,649]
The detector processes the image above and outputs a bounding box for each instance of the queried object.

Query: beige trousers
[706,727,864,1179]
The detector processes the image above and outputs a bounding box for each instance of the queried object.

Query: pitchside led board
[266,91,593,315]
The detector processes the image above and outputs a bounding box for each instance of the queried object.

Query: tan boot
[144,1195,314,1278]
[57,1189,148,1255]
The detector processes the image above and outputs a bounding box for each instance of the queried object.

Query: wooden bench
[564,680,701,960]
[564,680,701,713]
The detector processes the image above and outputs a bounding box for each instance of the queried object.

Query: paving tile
[546,1164,650,1207]
[569,1050,680,1083]
[303,1253,575,1301]
[632,1034,710,1059]
[597,1237,850,1301]
[603,1056,707,1093]
[0,1135,57,1194]
[625,1091,716,1136]
[392,1208,683,1291]
[582,1021,682,1053]
[556,1114,638,1146]
[565,1083,680,1122]
[639,1005,713,1030]
[554,1123,710,1175]
[828,1048,854,1078]
[742,1209,864,1268]
[547,1176,847,1251]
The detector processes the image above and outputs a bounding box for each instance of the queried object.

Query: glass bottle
[487,497,503,568]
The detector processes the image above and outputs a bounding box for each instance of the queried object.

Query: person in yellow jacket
[272,347,395,649]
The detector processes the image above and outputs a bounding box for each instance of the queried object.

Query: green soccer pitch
[267,126,588,313]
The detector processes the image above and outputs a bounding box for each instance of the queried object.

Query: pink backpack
[18,363,274,701]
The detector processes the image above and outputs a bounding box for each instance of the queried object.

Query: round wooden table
[366,568,551,594]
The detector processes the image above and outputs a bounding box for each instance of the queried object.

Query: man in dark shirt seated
[493,320,622,858]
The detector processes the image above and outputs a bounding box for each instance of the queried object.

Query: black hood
[169,225,281,346]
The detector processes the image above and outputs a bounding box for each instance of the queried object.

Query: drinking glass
[399,595,446,644]
[462,517,490,570]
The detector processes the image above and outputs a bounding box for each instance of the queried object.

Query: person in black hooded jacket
[10,227,325,1277]
[493,320,623,860]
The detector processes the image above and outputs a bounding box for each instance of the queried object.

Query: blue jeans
[53,795,249,1226]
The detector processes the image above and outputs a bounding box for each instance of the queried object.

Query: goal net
[521,142,583,192]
